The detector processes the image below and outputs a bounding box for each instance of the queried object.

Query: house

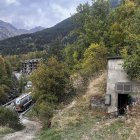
[21,58,42,75]
[105,57,140,115]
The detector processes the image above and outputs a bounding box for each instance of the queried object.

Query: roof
[23,58,42,63]
[107,56,122,60]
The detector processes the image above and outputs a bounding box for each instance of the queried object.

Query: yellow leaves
[111,22,121,31]
[121,48,128,57]
[73,51,79,62]
[82,43,107,76]
[125,0,136,9]
[84,43,99,58]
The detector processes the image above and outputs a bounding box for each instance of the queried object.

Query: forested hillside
[0,18,77,55]
[0,56,17,104]
[0,0,121,56]
[63,0,140,78]
[33,0,139,139]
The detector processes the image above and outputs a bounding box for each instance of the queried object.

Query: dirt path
[1,117,42,140]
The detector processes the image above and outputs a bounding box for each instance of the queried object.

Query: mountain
[29,26,45,33]
[0,17,77,55]
[0,20,19,40]
[0,20,44,40]
[0,0,120,55]
[17,26,45,34]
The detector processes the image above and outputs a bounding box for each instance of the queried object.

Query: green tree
[31,57,71,102]
[34,95,56,128]
[30,57,73,127]
[123,46,140,80]
[0,85,8,104]
[72,0,109,60]
[18,76,27,94]
[81,43,107,77]
[0,107,22,130]
[0,56,13,104]
[64,44,78,68]
[107,0,140,55]
[0,56,6,82]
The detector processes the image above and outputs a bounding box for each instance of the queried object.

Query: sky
[0,0,91,29]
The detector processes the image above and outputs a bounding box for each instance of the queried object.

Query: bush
[0,86,8,104]
[81,43,107,77]
[31,57,73,102]
[123,46,140,80]
[0,107,22,130]
[30,57,75,128]
[32,93,58,128]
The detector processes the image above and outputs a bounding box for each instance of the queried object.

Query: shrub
[30,57,75,128]
[81,43,107,77]
[30,57,73,102]
[0,86,8,104]
[33,94,56,128]
[0,107,22,130]
[123,46,140,80]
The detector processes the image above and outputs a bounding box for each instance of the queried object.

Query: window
[115,83,132,93]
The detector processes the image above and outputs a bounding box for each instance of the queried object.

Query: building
[21,58,42,75]
[105,57,140,115]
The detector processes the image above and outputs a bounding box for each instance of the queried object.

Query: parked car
[26,81,32,88]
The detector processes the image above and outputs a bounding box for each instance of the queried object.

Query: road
[1,93,42,140]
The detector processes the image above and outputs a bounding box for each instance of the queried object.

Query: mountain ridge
[0,0,120,55]
[0,20,45,40]
[0,17,77,55]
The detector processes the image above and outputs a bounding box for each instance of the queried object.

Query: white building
[105,57,140,115]
[21,58,42,75]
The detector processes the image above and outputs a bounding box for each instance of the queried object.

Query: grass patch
[38,117,132,140]
[60,116,101,140]
[90,119,132,140]
[0,126,14,138]
[38,128,61,140]
[25,108,37,120]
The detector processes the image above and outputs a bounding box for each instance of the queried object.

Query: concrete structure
[105,57,140,115]
[13,72,22,80]
[21,58,42,75]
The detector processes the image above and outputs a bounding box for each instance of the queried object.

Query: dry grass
[127,104,140,140]
[52,72,107,131]
[40,71,140,140]
[0,126,14,138]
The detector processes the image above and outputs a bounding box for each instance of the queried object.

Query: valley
[0,0,140,139]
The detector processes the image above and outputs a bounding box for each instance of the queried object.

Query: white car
[26,81,32,88]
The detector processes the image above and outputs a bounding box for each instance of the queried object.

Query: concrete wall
[106,58,140,113]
